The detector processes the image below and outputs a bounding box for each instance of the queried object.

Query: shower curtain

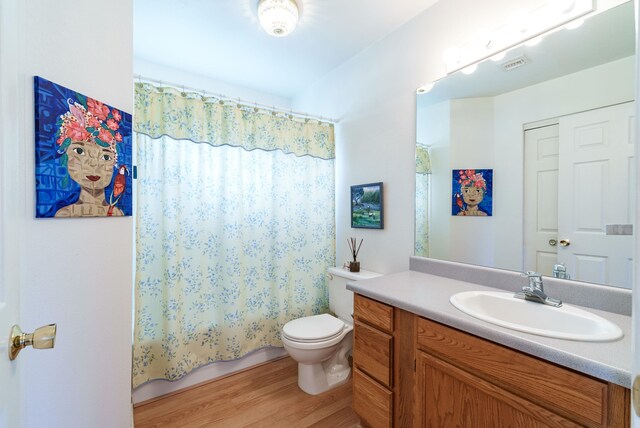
[415,144,432,257]
[132,83,335,387]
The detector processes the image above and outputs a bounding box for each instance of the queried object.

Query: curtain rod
[134,74,338,124]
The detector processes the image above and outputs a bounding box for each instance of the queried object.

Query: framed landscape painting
[351,182,384,229]
[34,76,132,218]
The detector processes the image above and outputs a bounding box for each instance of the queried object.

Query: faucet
[552,263,570,280]
[514,271,562,307]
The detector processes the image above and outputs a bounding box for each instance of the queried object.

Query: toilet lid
[282,314,345,342]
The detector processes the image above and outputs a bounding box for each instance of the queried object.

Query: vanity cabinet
[352,294,630,428]
[416,317,629,428]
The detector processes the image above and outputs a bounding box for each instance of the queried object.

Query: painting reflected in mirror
[415,2,635,289]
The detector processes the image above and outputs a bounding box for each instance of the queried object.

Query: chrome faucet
[552,263,570,280]
[514,271,562,307]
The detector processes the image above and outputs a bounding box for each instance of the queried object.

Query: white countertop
[347,270,632,388]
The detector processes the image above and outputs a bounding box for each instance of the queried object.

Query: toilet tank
[327,267,382,322]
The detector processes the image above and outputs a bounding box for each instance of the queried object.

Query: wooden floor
[133,357,362,428]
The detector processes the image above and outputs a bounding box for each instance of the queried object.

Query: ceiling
[134,0,440,99]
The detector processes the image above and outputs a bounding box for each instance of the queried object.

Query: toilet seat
[282,314,345,343]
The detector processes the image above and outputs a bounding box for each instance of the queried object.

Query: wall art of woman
[34,77,132,218]
[452,169,493,216]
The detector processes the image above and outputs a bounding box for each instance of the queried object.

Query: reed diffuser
[348,237,363,272]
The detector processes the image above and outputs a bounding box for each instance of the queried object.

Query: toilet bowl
[281,267,381,395]
[282,313,353,395]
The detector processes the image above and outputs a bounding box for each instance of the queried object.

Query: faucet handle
[521,271,544,291]
[522,271,541,279]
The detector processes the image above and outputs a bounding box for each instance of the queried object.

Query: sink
[449,291,623,342]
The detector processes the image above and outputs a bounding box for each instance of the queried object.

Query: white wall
[135,58,291,108]
[291,0,549,274]
[292,0,628,275]
[448,98,496,265]
[6,1,134,427]
[418,100,450,260]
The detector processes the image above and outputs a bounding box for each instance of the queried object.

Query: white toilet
[281,267,381,395]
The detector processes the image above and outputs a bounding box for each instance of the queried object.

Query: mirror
[415,1,635,289]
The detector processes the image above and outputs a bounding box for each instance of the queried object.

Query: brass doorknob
[9,323,57,361]
[559,239,570,247]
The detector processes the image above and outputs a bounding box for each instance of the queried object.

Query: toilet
[281,267,381,395]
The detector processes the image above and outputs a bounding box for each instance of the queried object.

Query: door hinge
[414,359,416,372]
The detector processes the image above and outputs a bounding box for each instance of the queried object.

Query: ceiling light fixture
[258,0,300,38]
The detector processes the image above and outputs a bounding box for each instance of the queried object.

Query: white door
[557,102,635,288]
[0,137,21,425]
[1,2,134,427]
[0,0,22,425]
[0,128,21,428]
[524,124,560,276]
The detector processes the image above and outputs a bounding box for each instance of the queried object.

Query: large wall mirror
[415,1,635,289]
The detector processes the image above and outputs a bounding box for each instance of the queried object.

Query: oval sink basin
[450,291,623,342]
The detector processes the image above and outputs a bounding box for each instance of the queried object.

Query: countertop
[347,270,632,388]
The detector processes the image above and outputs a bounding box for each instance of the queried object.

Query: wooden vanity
[352,294,630,428]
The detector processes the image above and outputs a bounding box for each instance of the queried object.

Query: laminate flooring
[133,356,362,428]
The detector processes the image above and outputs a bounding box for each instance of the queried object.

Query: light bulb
[461,64,478,75]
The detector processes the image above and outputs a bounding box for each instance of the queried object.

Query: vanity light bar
[444,0,594,74]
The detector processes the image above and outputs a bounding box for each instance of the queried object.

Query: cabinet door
[416,351,581,428]
[416,317,611,426]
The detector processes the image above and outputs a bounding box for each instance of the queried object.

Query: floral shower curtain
[132,83,335,387]
[415,144,432,257]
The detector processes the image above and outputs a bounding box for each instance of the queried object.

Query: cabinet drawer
[416,317,609,427]
[354,321,393,388]
[354,294,393,333]
[353,368,392,428]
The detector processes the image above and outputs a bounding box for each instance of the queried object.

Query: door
[524,124,560,276]
[557,102,634,288]
[1,2,134,427]
[0,0,22,425]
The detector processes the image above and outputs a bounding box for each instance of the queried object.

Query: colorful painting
[351,182,384,229]
[34,77,132,218]
[452,169,493,216]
